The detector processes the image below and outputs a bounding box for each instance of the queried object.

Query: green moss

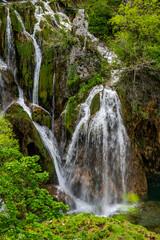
[0,6,6,58]
[39,1,46,12]
[39,63,54,108]
[55,13,60,25]
[11,1,36,34]
[15,36,35,88]
[10,10,23,33]
[44,14,52,24]
[32,111,52,129]
[90,93,100,115]
[39,45,55,110]
[65,97,78,133]
[16,38,34,61]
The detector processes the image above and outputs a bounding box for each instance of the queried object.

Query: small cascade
[42,1,71,30]
[5,8,16,72]
[34,123,65,187]
[14,10,42,105]
[14,1,71,104]
[63,85,129,214]
[5,8,29,113]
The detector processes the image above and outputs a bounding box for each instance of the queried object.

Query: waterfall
[63,85,129,214]
[14,10,42,105]
[42,1,71,30]
[5,8,29,114]
[34,123,65,187]
[3,1,130,217]
[5,8,16,72]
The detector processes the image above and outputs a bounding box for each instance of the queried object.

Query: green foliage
[0,156,68,238]
[87,0,122,39]
[0,118,68,239]
[3,213,159,239]
[0,116,19,150]
[111,0,160,66]
[79,74,103,95]
[111,0,160,107]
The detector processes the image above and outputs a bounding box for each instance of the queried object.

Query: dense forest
[0,0,160,239]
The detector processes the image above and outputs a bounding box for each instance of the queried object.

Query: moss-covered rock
[65,97,79,133]
[10,9,23,33]
[5,103,56,183]
[90,93,100,116]
[11,1,36,34]
[15,32,35,99]
[39,45,55,111]
[31,104,52,129]
[0,5,7,58]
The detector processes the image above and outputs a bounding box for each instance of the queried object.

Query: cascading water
[4,8,30,115]
[62,85,129,214]
[5,8,16,72]
[14,10,42,105]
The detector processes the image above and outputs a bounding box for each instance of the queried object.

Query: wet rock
[31,104,52,129]
[72,9,88,40]
[90,93,100,116]
[40,184,76,210]
[0,64,18,110]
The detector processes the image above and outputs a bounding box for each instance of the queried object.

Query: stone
[40,184,76,210]
[31,104,52,129]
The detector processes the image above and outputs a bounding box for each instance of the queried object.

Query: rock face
[0,60,18,110]
[72,9,88,47]
[118,81,160,197]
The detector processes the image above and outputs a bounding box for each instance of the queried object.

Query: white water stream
[14,10,42,105]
